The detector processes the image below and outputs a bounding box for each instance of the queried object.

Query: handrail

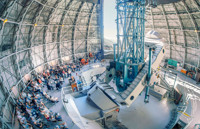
[157,68,200,95]
[178,79,200,95]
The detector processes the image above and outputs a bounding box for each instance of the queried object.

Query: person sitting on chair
[47,81,53,90]
[54,113,62,121]
[59,122,68,129]
[59,77,64,85]
[68,69,72,77]
[56,82,61,90]
[71,76,75,83]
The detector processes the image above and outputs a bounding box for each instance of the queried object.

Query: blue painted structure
[115,0,146,92]
[114,0,157,92]
[144,48,152,103]
[100,0,104,58]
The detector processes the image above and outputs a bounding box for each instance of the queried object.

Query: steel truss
[115,0,146,91]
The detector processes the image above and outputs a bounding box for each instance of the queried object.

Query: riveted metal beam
[72,2,85,62]
[0,0,31,82]
[57,0,73,64]
[0,38,99,63]
[0,1,33,128]
[172,3,187,65]
[192,0,200,12]
[161,5,172,58]
[14,0,35,81]
[27,1,47,71]
[30,4,46,68]
[181,0,200,66]
[150,7,155,30]
[182,0,199,46]
[151,11,200,16]
[0,0,15,18]
[145,27,200,32]
[0,18,100,27]
[39,0,62,68]
[34,0,97,15]
[85,4,96,57]
[99,0,104,57]
[0,1,101,129]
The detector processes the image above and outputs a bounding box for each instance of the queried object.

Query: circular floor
[118,92,173,129]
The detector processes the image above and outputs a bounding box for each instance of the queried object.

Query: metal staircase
[165,109,178,129]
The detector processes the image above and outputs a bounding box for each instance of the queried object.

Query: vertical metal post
[116,0,121,91]
[173,74,178,89]
[100,0,104,58]
[148,48,152,82]
[114,44,117,61]
[123,4,128,85]
[116,0,119,62]
[145,48,152,103]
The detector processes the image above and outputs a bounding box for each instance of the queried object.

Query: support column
[100,0,104,58]
[144,48,152,103]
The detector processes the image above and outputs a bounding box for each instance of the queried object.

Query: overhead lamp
[3,19,8,24]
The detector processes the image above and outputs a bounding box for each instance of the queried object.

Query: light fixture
[3,19,8,24]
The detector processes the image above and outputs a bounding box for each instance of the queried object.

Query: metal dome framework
[146,0,200,69]
[0,0,103,128]
[0,0,200,128]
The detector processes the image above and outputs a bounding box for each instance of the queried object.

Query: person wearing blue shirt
[55,113,62,121]
[56,82,61,90]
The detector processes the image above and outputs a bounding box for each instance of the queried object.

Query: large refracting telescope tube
[115,0,146,92]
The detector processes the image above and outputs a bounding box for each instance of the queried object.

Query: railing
[62,81,89,95]
[165,109,179,129]
[158,68,177,87]
[62,62,107,95]
[178,79,200,95]
[158,68,200,95]
[157,68,200,129]
[177,106,187,112]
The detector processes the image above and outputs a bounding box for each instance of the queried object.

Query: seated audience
[59,122,68,129]
[56,82,62,90]
[47,81,54,90]
[16,62,83,129]
[55,113,62,121]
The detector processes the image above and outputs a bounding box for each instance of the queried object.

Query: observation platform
[43,61,200,129]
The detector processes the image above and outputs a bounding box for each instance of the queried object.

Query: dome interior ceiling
[157,0,181,4]
[146,0,200,67]
[0,1,103,126]
[0,0,102,102]
[0,0,199,128]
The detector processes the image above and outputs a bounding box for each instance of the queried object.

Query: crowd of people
[16,63,83,129]
[16,55,98,129]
